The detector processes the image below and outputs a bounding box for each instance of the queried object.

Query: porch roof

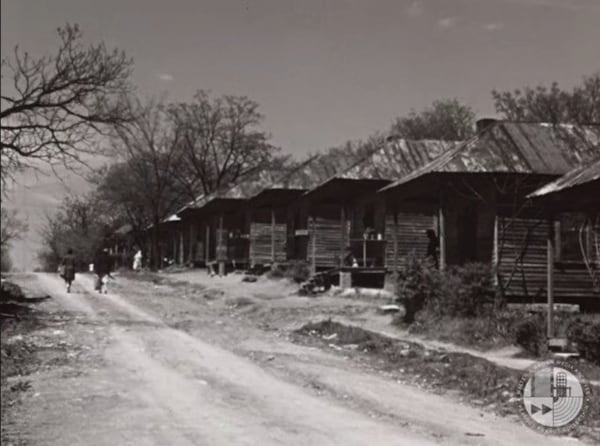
[379,121,600,200]
[304,138,459,203]
[248,188,307,208]
[528,157,600,211]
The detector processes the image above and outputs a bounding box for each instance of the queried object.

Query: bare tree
[492,72,600,124]
[1,24,133,185]
[390,99,475,141]
[108,97,188,269]
[37,193,115,271]
[1,207,28,248]
[168,90,278,198]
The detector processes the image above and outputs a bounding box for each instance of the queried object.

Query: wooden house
[295,139,459,278]
[244,153,360,268]
[379,120,600,308]
[528,158,600,313]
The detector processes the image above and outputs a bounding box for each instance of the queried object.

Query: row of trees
[1,24,598,271]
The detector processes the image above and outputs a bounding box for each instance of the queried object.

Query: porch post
[547,218,555,339]
[393,210,398,272]
[310,216,316,275]
[172,234,177,264]
[271,207,276,263]
[218,213,225,276]
[439,193,447,271]
[340,204,346,268]
[178,231,184,265]
[188,223,196,265]
[205,224,210,265]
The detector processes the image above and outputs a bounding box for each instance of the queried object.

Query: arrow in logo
[531,404,552,415]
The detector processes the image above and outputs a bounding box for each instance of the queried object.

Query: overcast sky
[2,0,599,269]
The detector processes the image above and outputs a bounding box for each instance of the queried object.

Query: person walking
[93,247,113,294]
[132,248,143,271]
[59,248,77,293]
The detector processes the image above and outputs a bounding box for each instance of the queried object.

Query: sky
[2,0,600,270]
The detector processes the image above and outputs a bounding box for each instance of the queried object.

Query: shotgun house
[379,120,600,308]
[247,187,305,268]
[245,153,357,268]
[297,138,459,284]
[191,173,294,274]
[528,158,600,310]
[195,191,249,273]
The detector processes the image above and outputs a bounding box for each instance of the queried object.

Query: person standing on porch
[425,229,439,269]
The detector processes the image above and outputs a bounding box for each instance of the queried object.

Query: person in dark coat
[93,248,113,293]
[342,246,358,267]
[425,229,439,269]
[59,248,77,293]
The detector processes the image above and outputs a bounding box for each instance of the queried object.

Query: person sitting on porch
[343,246,358,267]
[425,229,439,269]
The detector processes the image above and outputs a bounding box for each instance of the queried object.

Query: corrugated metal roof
[380,121,600,193]
[305,138,460,198]
[338,138,460,180]
[528,157,600,199]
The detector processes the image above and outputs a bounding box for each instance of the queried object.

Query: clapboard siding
[249,222,287,264]
[497,217,597,299]
[385,211,435,270]
[310,217,345,267]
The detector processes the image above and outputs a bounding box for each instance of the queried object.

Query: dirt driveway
[2,272,576,445]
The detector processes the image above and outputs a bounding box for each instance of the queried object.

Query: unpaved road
[2,273,575,445]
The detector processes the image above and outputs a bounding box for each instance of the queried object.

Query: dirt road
[2,273,575,445]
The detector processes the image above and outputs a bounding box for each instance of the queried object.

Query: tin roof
[529,157,600,199]
[380,121,600,194]
[305,138,460,200]
[337,138,459,180]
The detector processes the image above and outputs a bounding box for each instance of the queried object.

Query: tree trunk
[151,217,160,270]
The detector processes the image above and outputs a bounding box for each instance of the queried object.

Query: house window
[558,213,591,262]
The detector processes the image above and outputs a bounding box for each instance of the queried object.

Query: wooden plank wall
[385,210,435,270]
[250,222,287,264]
[311,216,345,268]
[496,216,597,300]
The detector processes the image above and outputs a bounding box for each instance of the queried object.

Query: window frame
[554,214,593,265]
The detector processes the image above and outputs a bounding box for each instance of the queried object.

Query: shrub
[514,314,547,356]
[567,317,600,365]
[395,254,498,322]
[395,255,444,323]
[285,261,311,283]
[447,263,497,317]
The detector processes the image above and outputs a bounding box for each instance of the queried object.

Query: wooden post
[340,205,346,267]
[271,207,276,263]
[218,213,225,276]
[205,224,210,264]
[172,235,177,264]
[393,210,398,272]
[178,231,184,265]
[310,216,316,275]
[188,223,196,265]
[439,194,447,271]
[547,218,555,339]
[492,215,499,286]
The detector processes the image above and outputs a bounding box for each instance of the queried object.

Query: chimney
[476,118,497,133]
